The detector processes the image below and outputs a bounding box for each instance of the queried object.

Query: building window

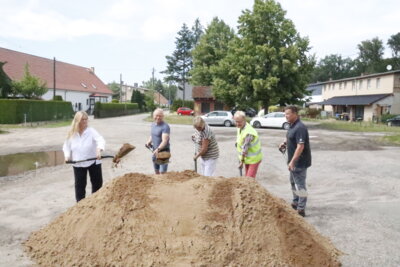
[367,79,371,89]
[352,80,355,90]
[376,78,380,89]
[81,83,87,88]
[344,81,347,89]
[339,82,342,89]
[86,99,89,105]
[359,80,363,90]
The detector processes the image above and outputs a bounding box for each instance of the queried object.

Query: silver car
[201,110,235,127]
[250,112,290,130]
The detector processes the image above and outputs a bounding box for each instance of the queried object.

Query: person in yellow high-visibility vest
[233,111,263,178]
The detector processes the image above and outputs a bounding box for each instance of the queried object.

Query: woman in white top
[63,111,105,202]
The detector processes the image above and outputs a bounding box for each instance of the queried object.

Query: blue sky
[0,0,399,86]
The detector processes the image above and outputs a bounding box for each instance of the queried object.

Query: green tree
[162,23,194,100]
[311,54,357,82]
[0,62,12,98]
[388,32,400,69]
[144,91,156,111]
[191,18,204,47]
[191,17,235,86]
[131,90,145,111]
[212,0,314,109]
[107,81,121,100]
[356,37,385,74]
[12,64,47,99]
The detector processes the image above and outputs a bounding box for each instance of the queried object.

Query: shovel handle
[65,155,114,164]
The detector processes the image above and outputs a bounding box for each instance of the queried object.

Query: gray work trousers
[290,167,308,210]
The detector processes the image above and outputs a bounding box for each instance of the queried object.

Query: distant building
[0,47,112,114]
[319,70,400,121]
[176,83,193,100]
[304,83,323,109]
[192,86,229,115]
[121,83,150,102]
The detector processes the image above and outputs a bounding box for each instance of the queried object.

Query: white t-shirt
[63,127,105,168]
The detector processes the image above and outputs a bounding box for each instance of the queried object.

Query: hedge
[94,102,140,118]
[0,99,73,124]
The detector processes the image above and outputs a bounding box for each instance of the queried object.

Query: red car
[177,107,194,116]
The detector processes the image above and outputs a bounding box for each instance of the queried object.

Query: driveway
[0,113,399,266]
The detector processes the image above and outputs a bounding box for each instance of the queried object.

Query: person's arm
[154,133,169,154]
[194,139,209,160]
[238,134,254,168]
[288,144,304,171]
[62,139,71,162]
[92,128,105,159]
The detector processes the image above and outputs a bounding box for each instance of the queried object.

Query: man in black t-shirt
[279,106,311,217]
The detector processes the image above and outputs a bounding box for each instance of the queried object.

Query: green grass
[317,119,400,133]
[0,119,72,129]
[145,114,195,125]
[380,134,400,145]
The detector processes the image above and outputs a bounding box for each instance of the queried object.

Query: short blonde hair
[233,110,246,120]
[193,116,205,128]
[153,108,164,118]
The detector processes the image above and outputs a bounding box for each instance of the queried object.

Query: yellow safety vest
[236,123,263,164]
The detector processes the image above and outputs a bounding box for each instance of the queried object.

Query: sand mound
[24,171,341,266]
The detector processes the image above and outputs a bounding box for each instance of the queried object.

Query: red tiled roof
[0,47,112,95]
[154,92,168,105]
[192,86,214,99]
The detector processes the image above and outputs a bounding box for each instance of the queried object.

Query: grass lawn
[145,114,194,125]
[0,119,72,130]
[312,119,400,146]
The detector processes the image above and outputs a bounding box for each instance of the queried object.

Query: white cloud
[141,16,180,41]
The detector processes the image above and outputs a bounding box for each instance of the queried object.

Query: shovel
[66,143,135,164]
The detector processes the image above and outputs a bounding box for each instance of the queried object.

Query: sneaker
[298,209,306,217]
[291,203,297,210]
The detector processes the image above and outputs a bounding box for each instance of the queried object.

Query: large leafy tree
[212,0,314,109]
[311,54,357,82]
[191,17,235,86]
[107,81,121,100]
[12,64,47,99]
[0,62,12,98]
[142,78,177,101]
[356,37,385,74]
[388,32,400,69]
[163,20,203,100]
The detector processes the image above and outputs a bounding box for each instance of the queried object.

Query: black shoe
[291,203,297,210]
[298,209,305,217]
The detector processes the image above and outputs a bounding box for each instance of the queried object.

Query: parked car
[250,112,290,130]
[201,110,235,127]
[231,107,257,117]
[387,115,400,127]
[177,107,194,116]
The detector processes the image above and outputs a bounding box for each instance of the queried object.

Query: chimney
[134,82,138,87]
[90,67,95,73]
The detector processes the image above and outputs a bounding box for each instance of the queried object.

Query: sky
[0,0,399,86]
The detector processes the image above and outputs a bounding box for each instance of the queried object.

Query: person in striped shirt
[192,116,219,176]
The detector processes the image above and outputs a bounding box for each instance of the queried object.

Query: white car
[250,112,290,130]
[201,110,235,127]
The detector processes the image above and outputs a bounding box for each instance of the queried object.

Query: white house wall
[42,90,111,112]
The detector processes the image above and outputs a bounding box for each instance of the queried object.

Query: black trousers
[73,163,103,202]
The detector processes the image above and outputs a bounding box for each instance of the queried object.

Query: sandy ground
[0,112,399,266]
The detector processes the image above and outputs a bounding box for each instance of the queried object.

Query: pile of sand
[24,171,341,266]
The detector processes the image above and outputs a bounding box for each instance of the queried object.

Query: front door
[355,106,364,120]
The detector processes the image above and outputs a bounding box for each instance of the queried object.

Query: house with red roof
[192,86,230,115]
[0,47,112,113]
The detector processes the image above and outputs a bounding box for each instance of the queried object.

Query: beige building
[320,70,400,121]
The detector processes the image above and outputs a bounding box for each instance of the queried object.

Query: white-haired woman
[234,111,263,178]
[63,111,105,202]
[192,116,219,176]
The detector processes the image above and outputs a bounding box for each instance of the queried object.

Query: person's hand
[96,148,103,160]
[288,161,295,171]
[279,142,286,150]
[238,161,244,169]
[153,148,159,156]
[191,134,196,142]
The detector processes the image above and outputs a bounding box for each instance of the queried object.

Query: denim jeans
[289,167,308,210]
[153,161,168,173]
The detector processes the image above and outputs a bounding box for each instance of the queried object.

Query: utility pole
[53,57,56,99]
